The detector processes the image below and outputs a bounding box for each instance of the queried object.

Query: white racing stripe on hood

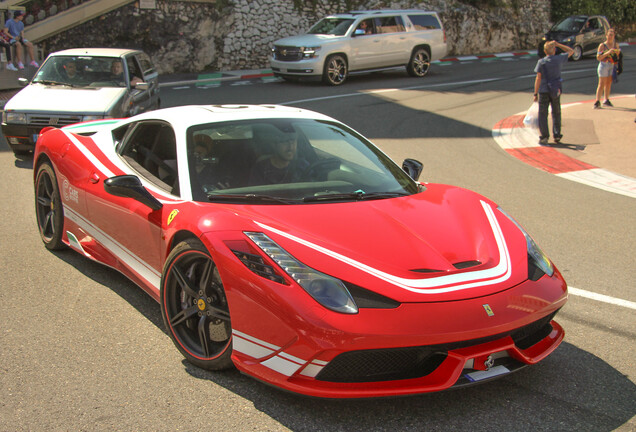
[255,200,513,294]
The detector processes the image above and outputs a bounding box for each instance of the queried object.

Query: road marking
[569,286,636,310]
[281,78,499,105]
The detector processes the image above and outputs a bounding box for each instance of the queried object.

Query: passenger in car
[249,131,309,185]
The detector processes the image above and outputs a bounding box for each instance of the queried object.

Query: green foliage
[551,0,636,29]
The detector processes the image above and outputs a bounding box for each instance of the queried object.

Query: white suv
[270,10,447,85]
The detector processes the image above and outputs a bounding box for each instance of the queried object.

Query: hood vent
[410,260,481,274]
[453,260,481,270]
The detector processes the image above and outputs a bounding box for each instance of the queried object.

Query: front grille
[273,46,303,62]
[316,310,560,383]
[28,114,82,127]
[316,347,447,383]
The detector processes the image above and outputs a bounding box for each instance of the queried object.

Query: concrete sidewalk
[493,94,636,198]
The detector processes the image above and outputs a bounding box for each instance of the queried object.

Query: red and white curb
[492,99,636,199]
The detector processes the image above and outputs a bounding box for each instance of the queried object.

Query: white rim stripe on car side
[231,329,324,377]
[63,204,162,291]
[255,201,513,294]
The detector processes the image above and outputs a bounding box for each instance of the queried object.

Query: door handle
[89,172,100,184]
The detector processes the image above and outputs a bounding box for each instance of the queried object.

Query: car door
[124,54,153,115]
[374,16,410,65]
[136,52,160,110]
[84,121,179,286]
[349,18,385,70]
[583,18,604,53]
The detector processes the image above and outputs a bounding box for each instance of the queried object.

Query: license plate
[464,365,510,382]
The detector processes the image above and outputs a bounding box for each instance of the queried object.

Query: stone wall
[42,0,551,74]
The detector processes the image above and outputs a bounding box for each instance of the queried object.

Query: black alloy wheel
[35,162,66,250]
[161,239,233,370]
[323,54,348,86]
[407,48,431,77]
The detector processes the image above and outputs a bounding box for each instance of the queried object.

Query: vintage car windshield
[33,55,128,88]
[551,16,586,33]
[187,118,420,203]
[307,18,355,36]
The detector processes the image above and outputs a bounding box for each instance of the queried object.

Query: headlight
[497,207,554,278]
[245,232,358,314]
[5,112,27,124]
[563,36,574,43]
[82,115,104,122]
[302,46,321,59]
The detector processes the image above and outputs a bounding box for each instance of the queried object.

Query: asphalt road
[1,49,635,431]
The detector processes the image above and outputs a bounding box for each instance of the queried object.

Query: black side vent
[231,250,287,284]
[453,260,481,269]
[344,282,400,309]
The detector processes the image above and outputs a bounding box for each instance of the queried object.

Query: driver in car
[249,131,309,185]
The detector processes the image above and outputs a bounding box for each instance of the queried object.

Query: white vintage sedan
[2,48,160,156]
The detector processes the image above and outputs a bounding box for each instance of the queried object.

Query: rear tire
[35,162,65,250]
[161,239,233,371]
[407,48,430,77]
[322,54,348,86]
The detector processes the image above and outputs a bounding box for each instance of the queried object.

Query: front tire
[571,45,582,61]
[161,239,233,371]
[407,48,431,77]
[35,162,65,250]
[322,54,348,86]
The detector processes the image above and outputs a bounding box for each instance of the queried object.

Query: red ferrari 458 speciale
[33,105,567,398]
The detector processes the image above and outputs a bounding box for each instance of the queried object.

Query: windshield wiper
[34,80,76,87]
[208,193,298,204]
[302,191,409,203]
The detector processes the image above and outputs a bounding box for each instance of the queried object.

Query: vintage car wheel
[407,48,431,77]
[323,54,348,86]
[571,45,582,61]
[161,239,233,370]
[35,162,66,250]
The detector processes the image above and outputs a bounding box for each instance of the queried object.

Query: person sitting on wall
[1,25,16,71]
[5,10,38,70]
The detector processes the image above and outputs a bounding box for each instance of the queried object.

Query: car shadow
[47,247,636,431]
[180,342,636,431]
[48,247,166,332]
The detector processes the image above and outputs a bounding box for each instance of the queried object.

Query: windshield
[33,55,128,88]
[187,118,420,203]
[308,18,355,36]
[551,16,586,33]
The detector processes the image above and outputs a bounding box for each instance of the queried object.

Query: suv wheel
[323,54,347,86]
[407,48,430,77]
[571,45,582,61]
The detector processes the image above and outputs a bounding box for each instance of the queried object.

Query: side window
[375,16,405,34]
[408,14,442,30]
[356,19,375,35]
[136,53,156,76]
[120,122,179,195]
[126,56,143,84]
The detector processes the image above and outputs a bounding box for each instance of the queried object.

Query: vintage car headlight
[302,46,321,58]
[245,232,358,314]
[497,207,554,278]
[5,112,27,124]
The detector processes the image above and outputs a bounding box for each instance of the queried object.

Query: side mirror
[402,158,423,181]
[104,175,163,210]
[353,29,365,36]
[134,82,149,90]
[18,77,29,87]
